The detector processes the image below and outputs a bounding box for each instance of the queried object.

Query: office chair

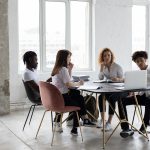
[22,80,41,131]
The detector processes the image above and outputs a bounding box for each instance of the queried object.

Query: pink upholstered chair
[35,81,83,145]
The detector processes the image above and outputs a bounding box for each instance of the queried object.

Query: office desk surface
[79,82,150,93]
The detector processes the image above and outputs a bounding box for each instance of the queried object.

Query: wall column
[0,0,10,115]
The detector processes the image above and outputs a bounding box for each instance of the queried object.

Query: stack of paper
[72,75,90,82]
[78,84,100,90]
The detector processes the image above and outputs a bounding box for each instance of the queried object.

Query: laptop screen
[124,70,147,90]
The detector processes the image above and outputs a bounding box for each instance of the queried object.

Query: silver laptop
[116,70,147,90]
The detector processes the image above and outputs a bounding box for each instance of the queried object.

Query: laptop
[116,70,147,90]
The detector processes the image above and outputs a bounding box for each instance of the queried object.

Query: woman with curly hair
[97,48,124,131]
[119,51,150,138]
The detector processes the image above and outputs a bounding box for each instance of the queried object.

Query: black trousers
[55,93,87,128]
[99,93,119,115]
[118,94,150,130]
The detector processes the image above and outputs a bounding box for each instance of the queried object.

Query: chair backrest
[22,80,41,103]
[39,81,65,110]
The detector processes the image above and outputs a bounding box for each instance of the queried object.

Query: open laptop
[116,70,147,90]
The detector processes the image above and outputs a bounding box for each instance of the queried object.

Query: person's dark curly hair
[132,51,148,62]
[23,51,37,64]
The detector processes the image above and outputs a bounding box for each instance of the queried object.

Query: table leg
[133,93,149,140]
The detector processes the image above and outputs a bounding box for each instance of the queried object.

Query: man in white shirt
[22,51,41,102]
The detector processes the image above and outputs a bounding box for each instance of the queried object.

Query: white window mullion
[18,0,93,72]
[145,6,149,51]
[65,0,71,50]
[40,0,46,72]
[147,5,150,65]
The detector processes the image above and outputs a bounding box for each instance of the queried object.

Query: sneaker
[83,119,96,127]
[67,119,73,126]
[139,125,147,134]
[101,122,112,131]
[97,119,103,128]
[105,122,112,131]
[120,129,134,138]
[71,128,78,136]
[54,122,63,132]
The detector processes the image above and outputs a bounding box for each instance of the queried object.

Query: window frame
[40,0,93,72]
[132,3,150,69]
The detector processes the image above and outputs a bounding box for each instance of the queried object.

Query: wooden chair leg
[51,111,53,131]
[51,113,59,146]
[131,106,136,129]
[131,105,143,130]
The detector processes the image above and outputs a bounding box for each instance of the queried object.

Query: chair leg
[131,106,136,129]
[140,105,143,116]
[35,110,47,139]
[76,111,83,142]
[22,105,34,131]
[29,105,36,125]
[62,112,73,124]
[60,113,63,128]
[131,106,143,130]
[51,111,53,132]
[51,113,59,146]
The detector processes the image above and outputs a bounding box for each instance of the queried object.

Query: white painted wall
[9,0,132,107]
[95,0,132,72]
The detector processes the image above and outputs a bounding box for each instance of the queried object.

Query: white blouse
[99,62,123,80]
[52,67,71,94]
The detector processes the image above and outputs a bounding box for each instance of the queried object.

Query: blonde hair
[98,48,115,65]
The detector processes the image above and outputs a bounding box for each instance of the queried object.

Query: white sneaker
[67,120,73,126]
[54,122,63,132]
[104,122,112,131]
[97,119,103,128]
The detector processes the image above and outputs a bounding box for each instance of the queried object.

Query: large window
[18,0,40,71]
[18,0,92,72]
[70,1,90,70]
[132,5,146,69]
[45,1,66,69]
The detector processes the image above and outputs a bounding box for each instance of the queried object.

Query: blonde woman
[97,48,124,131]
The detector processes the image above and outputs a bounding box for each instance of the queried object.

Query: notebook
[116,70,147,90]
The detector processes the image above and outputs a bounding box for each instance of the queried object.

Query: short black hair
[23,51,37,64]
[132,51,148,62]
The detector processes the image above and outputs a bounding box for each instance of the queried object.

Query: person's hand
[127,92,134,97]
[111,77,119,82]
[79,80,84,86]
[68,62,74,71]
[100,63,105,72]
[111,77,123,82]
